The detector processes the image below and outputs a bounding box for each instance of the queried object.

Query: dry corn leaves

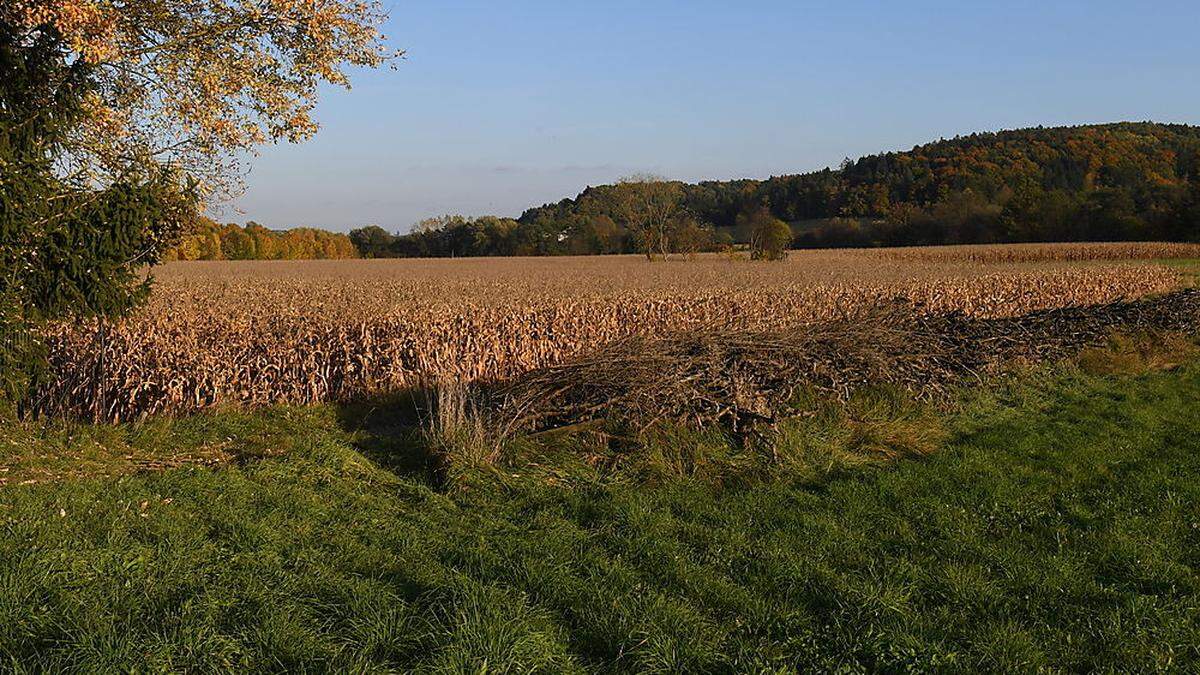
[35,243,1193,422]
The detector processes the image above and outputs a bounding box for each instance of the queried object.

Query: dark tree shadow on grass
[334,388,442,486]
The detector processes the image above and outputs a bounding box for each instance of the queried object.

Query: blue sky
[230,0,1200,232]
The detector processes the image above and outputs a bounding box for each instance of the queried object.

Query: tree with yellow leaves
[2,0,397,196]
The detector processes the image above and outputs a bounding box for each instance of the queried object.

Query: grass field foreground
[2,339,1199,671]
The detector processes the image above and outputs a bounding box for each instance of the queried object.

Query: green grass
[2,360,1200,671]
[1157,257,1200,286]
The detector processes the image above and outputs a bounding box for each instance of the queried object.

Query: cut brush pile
[487,289,1200,438]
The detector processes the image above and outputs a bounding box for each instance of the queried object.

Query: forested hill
[518,122,1200,249]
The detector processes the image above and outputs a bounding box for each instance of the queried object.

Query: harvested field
[37,243,1196,422]
[870,241,1200,263]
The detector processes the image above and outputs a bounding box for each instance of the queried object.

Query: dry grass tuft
[423,380,504,477]
[1077,332,1200,376]
[771,387,947,479]
[841,402,947,461]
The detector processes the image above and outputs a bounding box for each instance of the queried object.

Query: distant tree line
[163,219,358,261]
[349,196,740,260]
[348,123,1200,259]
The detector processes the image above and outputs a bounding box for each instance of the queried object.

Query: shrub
[739,207,792,260]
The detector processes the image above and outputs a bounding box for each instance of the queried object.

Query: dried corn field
[39,243,1198,421]
[872,241,1200,263]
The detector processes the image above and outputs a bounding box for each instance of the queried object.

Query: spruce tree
[1,19,191,411]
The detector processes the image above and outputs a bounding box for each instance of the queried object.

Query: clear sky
[229,0,1200,232]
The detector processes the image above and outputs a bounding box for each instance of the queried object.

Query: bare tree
[613,174,683,261]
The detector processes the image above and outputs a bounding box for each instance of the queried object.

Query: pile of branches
[487,289,1200,436]
[966,287,1200,364]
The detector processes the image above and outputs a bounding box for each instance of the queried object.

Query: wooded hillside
[509,123,1200,253]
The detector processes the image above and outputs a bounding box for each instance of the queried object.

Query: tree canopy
[3,0,396,198]
[348,210,727,259]
[2,16,189,406]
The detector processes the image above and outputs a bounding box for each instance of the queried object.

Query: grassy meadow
[2,338,1199,672]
